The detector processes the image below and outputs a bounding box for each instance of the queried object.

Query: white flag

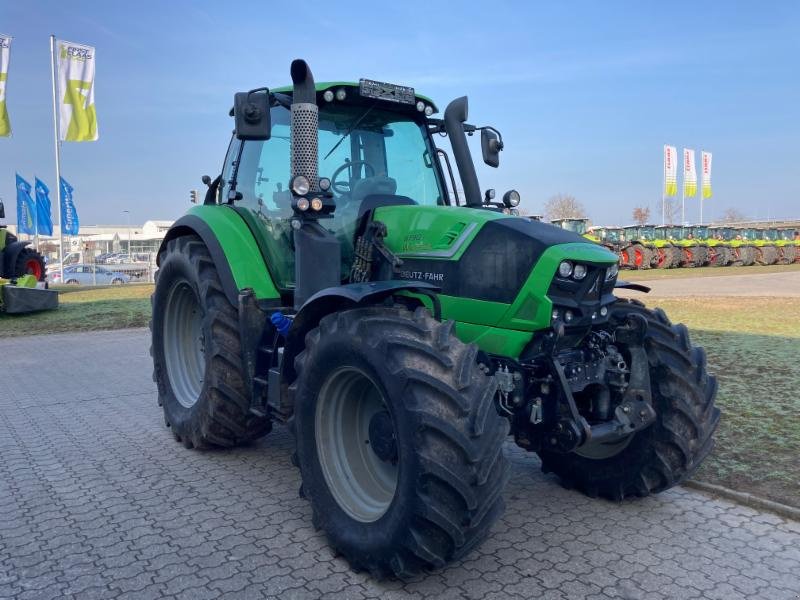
[683,148,696,198]
[663,145,677,197]
[0,34,11,137]
[701,151,712,199]
[56,40,98,141]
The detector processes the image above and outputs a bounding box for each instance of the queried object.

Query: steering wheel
[330,160,376,195]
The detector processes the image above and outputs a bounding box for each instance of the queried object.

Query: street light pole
[123,210,131,260]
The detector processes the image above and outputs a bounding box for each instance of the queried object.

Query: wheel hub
[368,411,398,463]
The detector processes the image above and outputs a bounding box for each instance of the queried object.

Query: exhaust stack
[444,96,482,207]
[290,60,340,309]
[290,59,319,193]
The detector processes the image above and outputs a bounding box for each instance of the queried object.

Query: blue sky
[1,0,798,226]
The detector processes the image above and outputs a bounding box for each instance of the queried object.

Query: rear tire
[291,306,510,578]
[779,245,796,264]
[538,299,719,501]
[755,245,779,265]
[150,235,271,449]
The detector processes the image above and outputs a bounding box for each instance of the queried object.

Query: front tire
[150,235,271,449]
[291,306,510,578]
[538,298,720,500]
[15,248,46,281]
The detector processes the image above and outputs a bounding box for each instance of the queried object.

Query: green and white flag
[56,39,98,142]
[0,34,11,137]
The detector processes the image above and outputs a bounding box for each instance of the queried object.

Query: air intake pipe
[290,59,319,193]
[444,96,482,207]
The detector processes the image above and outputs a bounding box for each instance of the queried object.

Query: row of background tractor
[549,218,800,269]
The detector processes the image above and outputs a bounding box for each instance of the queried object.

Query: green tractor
[687,226,731,267]
[647,225,682,268]
[615,225,653,269]
[653,225,706,268]
[710,226,756,266]
[151,60,719,577]
[550,217,589,236]
[740,228,779,265]
[0,199,58,314]
[761,227,797,264]
[0,200,47,281]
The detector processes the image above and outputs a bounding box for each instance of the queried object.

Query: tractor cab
[550,217,589,235]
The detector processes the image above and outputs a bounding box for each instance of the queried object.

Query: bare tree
[656,198,680,224]
[632,206,651,226]
[543,194,587,221]
[720,207,747,224]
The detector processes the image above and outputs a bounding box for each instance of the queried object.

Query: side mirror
[0,199,5,219]
[481,128,503,168]
[233,88,271,141]
[201,175,212,186]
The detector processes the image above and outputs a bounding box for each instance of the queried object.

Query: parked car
[107,253,131,264]
[51,264,130,285]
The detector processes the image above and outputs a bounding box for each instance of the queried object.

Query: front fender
[159,206,280,306]
[282,280,440,383]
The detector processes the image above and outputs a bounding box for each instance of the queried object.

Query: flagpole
[661,146,666,226]
[49,35,64,282]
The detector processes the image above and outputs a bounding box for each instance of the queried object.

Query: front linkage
[493,312,656,457]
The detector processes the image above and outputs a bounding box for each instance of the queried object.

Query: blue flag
[15,174,36,235]
[34,177,54,236]
[59,176,80,235]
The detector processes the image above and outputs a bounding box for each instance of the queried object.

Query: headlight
[605,264,619,281]
[416,100,425,112]
[290,175,310,196]
[424,105,434,116]
[323,90,334,102]
[295,198,310,211]
[558,261,573,278]
[503,189,521,207]
[335,88,347,101]
[310,198,323,211]
[573,264,588,280]
[318,177,331,192]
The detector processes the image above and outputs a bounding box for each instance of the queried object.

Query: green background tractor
[0,199,47,282]
[151,60,718,577]
[740,227,779,265]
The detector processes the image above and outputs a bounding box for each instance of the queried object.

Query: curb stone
[684,480,800,522]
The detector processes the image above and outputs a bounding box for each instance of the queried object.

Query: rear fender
[158,206,280,307]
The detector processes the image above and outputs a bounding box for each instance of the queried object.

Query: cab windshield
[223,103,445,289]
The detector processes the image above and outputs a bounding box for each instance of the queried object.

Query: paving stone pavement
[1,328,799,600]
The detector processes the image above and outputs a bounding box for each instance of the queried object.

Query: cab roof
[270,81,438,113]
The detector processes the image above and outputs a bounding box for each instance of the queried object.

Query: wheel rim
[315,366,398,523]
[25,258,42,279]
[163,281,205,408]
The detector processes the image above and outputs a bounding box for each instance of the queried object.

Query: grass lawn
[644,296,800,507]
[625,262,800,281]
[0,283,153,337]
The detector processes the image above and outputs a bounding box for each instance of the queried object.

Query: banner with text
[34,177,54,236]
[59,176,80,235]
[0,34,11,137]
[15,174,35,235]
[663,145,677,197]
[56,39,98,141]
[701,151,713,199]
[683,148,697,198]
